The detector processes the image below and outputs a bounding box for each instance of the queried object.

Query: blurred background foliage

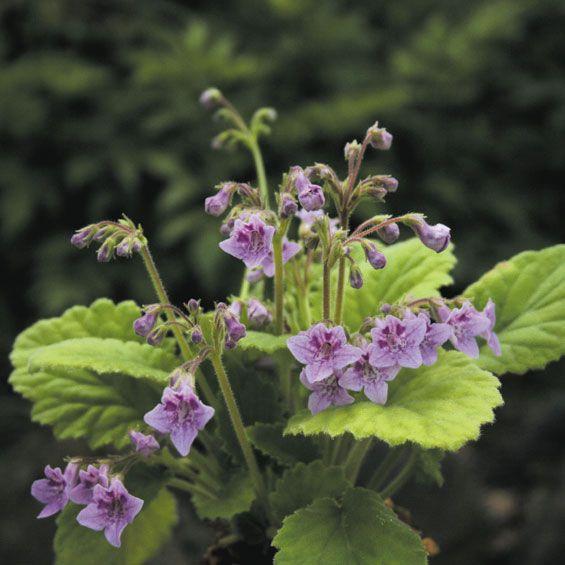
[1,0,563,563]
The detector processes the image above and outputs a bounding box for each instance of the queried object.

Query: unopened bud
[199,87,222,110]
[377,223,400,245]
[349,266,364,289]
[146,328,164,346]
[279,193,298,219]
[186,299,200,315]
[367,122,393,150]
[364,243,387,269]
[205,185,233,217]
[344,140,361,161]
[96,241,112,263]
[191,327,203,344]
[407,216,451,253]
[133,311,158,337]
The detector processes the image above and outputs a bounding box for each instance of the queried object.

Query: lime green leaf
[272,487,427,565]
[191,470,254,520]
[54,488,177,565]
[28,337,177,383]
[464,245,565,375]
[270,461,350,523]
[286,350,502,451]
[310,238,456,330]
[247,422,320,465]
[238,331,291,354]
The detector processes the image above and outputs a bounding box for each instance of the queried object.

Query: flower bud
[146,328,164,346]
[349,265,364,289]
[186,299,200,315]
[205,185,233,217]
[247,299,272,328]
[279,193,298,219]
[367,122,393,150]
[364,243,387,269]
[96,241,112,263]
[377,223,400,245]
[408,217,451,253]
[379,176,399,192]
[220,218,235,237]
[71,226,95,249]
[224,314,246,343]
[134,311,158,337]
[381,303,392,314]
[344,140,361,161]
[191,327,203,344]
[293,167,325,211]
[115,237,135,258]
[199,87,222,110]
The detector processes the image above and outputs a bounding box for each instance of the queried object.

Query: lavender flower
[481,299,501,356]
[96,242,112,263]
[205,184,234,217]
[404,310,452,366]
[77,478,143,548]
[144,381,214,456]
[409,217,451,253]
[69,464,109,505]
[364,243,387,269]
[71,226,95,248]
[129,431,160,457]
[367,123,393,150]
[341,340,400,404]
[293,168,325,211]
[31,462,78,518]
[223,306,247,345]
[219,214,275,268]
[438,302,491,358]
[368,315,427,369]
[287,323,363,383]
[299,369,354,414]
[247,299,272,327]
[377,223,400,244]
[279,193,298,218]
[260,239,301,277]
[133,309,158,337]
[349,266,363,289]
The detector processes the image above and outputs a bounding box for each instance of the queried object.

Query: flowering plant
[9,89,565,564]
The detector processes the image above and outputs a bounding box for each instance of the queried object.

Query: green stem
[210,351,269,508]
[335,257,346,326]
[239,272,250,300]
[367,447,406,492]
[250,138,270,209]
[343,439,372,483]
[323,260,331,320]
[379,448,417,499]
[273,232,284,334]
[167,477,215,500]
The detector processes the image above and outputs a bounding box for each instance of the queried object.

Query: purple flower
[96,242,112,262]
[299,369,354,414]
[296,209,339,234]
[368,315,427,369]
[133,310,158,337]
[368,123,393,150]
[261,239,301,277]
[69,464,109,505]
[379,176,399,192]
[409,217,451,253]
[129,431,160,457]
[349,266,363,289]
[144,381,214,456]
[71,227,95,248]
[223,306,247,343]
[279,193,298,218]
[77,478,143,548]
[404,311,452,366]
[364,243,387,269]
[377,223,400,244]
[31,462,79,518]
[219,214,275,268]
[341,340,399,404]
[481,299,501,356]
[287,323,363,383]
[293,168,325,211]
[438,302,491,358]
[247,299,272,327]
[205,185,234,217]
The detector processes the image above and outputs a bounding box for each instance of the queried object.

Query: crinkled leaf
[272,487,427,565]
[247,422,320,466]
[270,461,350,523]
[54,488,177,565]
[191,470,254,520]
[465,245,565,375]
[310,238,456,330]
[286,350,502,451]
[238,331,292,354]
[28,337,177,383]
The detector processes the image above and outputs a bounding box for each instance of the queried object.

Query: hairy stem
[210,351,269,509]
[250,138,270,209]
[273,232,285,334]
[367,447,406,491]
[167,477,215,500]
[379,448,417,499]
[323,260,331,321]
[343,439,373,483]
[334,257,346,325]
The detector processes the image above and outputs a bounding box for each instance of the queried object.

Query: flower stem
[273,232,285,334]
[209,351,269,509]
[334,257,346,325]
[167,477,215,500]
[379,448,417,499]
[323,260,331,320]
[250,138,270,209]
[366,447,406,492]
[343,439,372,483]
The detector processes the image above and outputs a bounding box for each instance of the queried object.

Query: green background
[1,0,563,563]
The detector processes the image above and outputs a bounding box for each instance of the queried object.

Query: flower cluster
[288,300,500,414]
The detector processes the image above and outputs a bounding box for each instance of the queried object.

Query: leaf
[28,337,177,383]
[237,331,292,354]
[285,350,502,451]
[272,487,427,565]
[414,448,444,487]
[269,461,350,523]
[310,238,456,330]
[54,488,177,565]
[247,422,320,466]
[191,470,255,520]
[464,245,565,375]
[9,300,173,449]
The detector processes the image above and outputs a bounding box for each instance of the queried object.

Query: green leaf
[414,448,444,487]
[247,422,320,466]
[237,331,292,354]
[9,300,173,449]
[310,238,456,330]
[191,470,254,520]
[285,350,502,451]
[28,337,177,383]
[54,488,177,565]
[464,244,565,375]
[272,487,427,565]
[270,461,350,523]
